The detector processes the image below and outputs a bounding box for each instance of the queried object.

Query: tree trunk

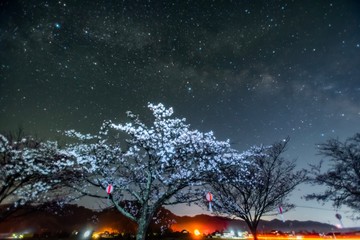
[135,208,153,240]
[136,216,149,240]
[249,227,258,240]
[136,222,147,240]
[244,220,258,240]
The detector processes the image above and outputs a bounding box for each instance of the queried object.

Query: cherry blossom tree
[65,103,251,240]
[0,133,77,222]
[208,139,307,240]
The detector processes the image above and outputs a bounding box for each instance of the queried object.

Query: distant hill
[171,214,336,234]
[0,203,336,235]
[0,203,137,234]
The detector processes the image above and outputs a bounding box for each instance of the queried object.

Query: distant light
[335,223,342,229]
[194,229,201,236]
[55,23,61,29]
[83,230,92,238]
[11,233,24,239]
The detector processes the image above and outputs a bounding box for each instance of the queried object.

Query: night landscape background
[1,0,360,228]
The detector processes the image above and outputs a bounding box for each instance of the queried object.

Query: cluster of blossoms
[0,133,79,218]
[64,103,264,240]
[1,103,304,240]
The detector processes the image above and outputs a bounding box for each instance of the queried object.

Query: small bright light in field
[296,235,303,239]
[11,233,24,239]
[83,230,92,238]
[194,229,201,236]
[335,224,342,228]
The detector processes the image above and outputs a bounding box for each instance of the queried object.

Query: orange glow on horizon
[194,229,201,236]
[92,227,120,238]
[96,227,119,233]
[171,222,360,239]
[171,224,360,240]
[255,234,360,240]
[171,221,225,235]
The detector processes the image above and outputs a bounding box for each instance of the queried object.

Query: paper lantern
[206,192,213,212]
[106,184,113,195]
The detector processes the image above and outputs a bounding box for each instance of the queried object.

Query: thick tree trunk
[135,208,153,240]
[136,222,147,240]
[244,219,259,240]
[250,227,258,240]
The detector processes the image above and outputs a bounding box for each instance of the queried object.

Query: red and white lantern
[206,192,213,212]
[106,184,113,195]
[278,206,285,222]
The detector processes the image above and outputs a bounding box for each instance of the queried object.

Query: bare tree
[65,103,252,240]
[0,131,81,222]
[208,139,306,240]
[306,133,360,216]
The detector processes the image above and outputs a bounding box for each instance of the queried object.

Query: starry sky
[1,0,360,227]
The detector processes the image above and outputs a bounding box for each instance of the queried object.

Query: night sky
[1,0,360,227]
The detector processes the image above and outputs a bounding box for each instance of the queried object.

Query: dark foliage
[209,138,307,240]
[306,133,360,217]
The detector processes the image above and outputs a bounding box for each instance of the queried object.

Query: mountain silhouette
[0,203,336,235]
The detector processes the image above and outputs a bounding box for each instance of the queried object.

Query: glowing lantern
[278,206,285,222]
[335,213,344,228]
[106,184,113,195]
[206,192,213,212]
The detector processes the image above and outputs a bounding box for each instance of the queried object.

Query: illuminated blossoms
[65,103,257,240]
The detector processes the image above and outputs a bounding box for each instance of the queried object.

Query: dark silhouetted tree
[306,133,360,217]
[208,139,306,240]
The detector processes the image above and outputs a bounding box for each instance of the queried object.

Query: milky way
[1,0,360,226]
